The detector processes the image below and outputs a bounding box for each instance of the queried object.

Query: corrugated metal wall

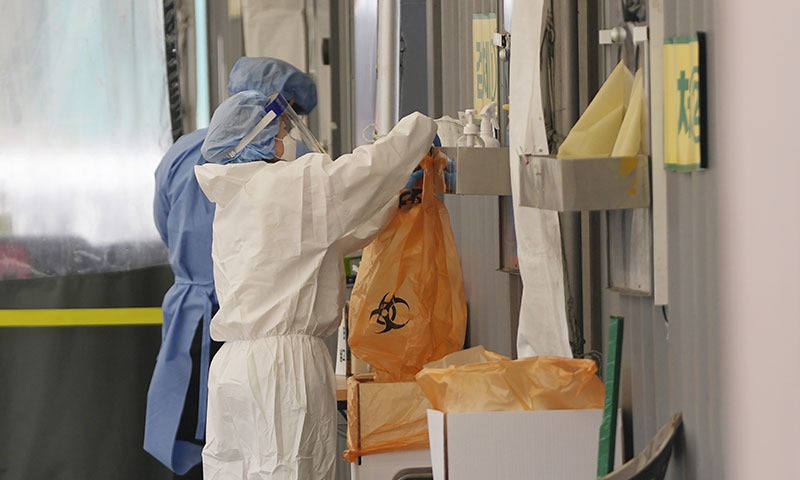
[437,0,722,477]
[437,0,519,358]
[599,0,722,478]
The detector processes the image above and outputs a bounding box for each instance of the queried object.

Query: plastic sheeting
[0,1,172,280]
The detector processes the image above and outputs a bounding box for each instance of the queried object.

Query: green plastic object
[597,316,624,477]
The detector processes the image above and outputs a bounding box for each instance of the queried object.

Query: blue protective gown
[144,128,219,475]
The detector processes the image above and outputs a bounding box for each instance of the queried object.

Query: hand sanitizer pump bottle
[479,102,501,147]
[457,109,485,148]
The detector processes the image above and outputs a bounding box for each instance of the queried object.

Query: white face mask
[277,135,297,161]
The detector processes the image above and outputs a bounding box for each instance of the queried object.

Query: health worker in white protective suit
[145,57,317,479]
[195,90,437,479]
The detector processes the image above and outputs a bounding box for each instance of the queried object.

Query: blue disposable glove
[403,158,456,190]
[443,158,456,191]
[404,168,425,190]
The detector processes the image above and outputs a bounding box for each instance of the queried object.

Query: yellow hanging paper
[612,69,645,157]
[557,61,633,159]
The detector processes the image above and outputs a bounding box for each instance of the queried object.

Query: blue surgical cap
[202,90,280,164]
[227,57,317,115]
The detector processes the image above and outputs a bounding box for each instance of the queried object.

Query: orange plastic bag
[342,374,432,462]
[348,149,467,382]
[415,355,605,413]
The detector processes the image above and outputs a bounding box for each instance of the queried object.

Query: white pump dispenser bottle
[457,109,485,148]
[479,102,500,147]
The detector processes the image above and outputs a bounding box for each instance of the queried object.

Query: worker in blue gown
[144,57,317,479]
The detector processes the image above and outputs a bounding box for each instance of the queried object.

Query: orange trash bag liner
[415,355,606,413]
[342,347,511,462]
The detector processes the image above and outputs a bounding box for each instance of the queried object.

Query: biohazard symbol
[398,188,422,208]
[370,292,410,334]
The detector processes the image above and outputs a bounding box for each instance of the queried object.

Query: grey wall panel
[446,195,515,355]
[437,0,518,357]
[437,0,724,476]
[206,2,244,112]
[439,1,475,115]
[433,1,726,477]
[400,0,430,116]
[439,0,500,111]
[599,0,721,478]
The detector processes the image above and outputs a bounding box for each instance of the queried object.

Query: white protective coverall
[195,112,437,479]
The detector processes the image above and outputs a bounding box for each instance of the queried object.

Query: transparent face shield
[226,93,324,161]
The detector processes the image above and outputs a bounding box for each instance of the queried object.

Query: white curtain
[508,0,572,358]
[0,1,172,278]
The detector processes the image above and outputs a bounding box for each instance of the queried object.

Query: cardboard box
[350,448,432,480]
[427,408,623,480]
[344,374,432,462]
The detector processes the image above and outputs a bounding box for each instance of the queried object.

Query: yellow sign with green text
[664,33,707,171]
[472,13,497,112]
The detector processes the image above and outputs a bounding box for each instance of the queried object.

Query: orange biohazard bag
[348,148,467,383]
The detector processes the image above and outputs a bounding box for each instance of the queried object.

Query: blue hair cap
[227,57,317,115]
[201,90,280,164]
